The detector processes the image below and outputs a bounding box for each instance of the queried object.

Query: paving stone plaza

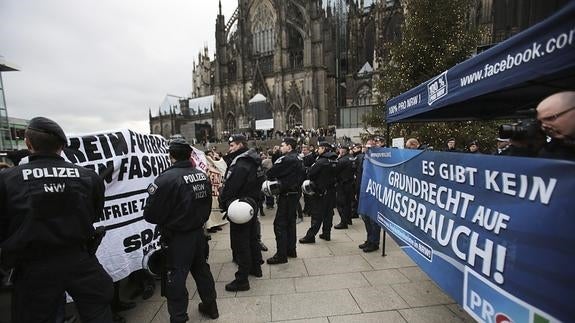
[117,208,475,323]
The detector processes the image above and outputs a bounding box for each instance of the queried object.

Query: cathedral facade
[206,0,378,137]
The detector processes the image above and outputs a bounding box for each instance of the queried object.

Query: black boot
[334,223,348,229]
[299,235,315,244]
[198,301,220,319]
[358,241,369,249]
[250,266,263,277]
[266,255,288,265]
[225,279,250,291]
[363,242,379,253]
[319,233,331,241]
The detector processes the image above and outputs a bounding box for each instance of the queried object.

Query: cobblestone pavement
[121,207,475,323]
[0,207,476,323]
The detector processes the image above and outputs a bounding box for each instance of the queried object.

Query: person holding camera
[537,91,575,161]
[144,138,219,321]
[0,117,114,323]
[498,120,546,157]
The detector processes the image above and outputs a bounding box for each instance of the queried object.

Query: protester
[405,138,420,149]
[467,140,480,153]
[445,138,459,152]
[494,137,510,155]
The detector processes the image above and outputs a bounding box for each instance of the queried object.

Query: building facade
[207,0,379,138]
[149,0,568,141]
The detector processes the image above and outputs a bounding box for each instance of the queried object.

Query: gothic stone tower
[212,0,337,136]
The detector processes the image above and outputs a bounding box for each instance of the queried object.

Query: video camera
[498,119,542,141]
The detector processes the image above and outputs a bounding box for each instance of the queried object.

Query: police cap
[228,134,247,144]
[168,138,192,152]
[318,141,333,150]
[27,117,67,144]
[282,137,297,149]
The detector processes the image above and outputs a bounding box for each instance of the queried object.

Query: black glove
[87,226,106,256]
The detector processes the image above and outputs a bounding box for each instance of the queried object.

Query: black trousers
[336,182,353,224]
[12,251,113,323]
[166,230,217,323]
[305,193,334,237]
[230,215,263,282]
[274,194,298,258]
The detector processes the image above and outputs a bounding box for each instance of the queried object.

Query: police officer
[266,137,305,264]
[219,134,263,291]
[143,139,219,321]
[334,145,354,229]
[299,141,338,243]
[355,140,380,253]
[0,117,114,323]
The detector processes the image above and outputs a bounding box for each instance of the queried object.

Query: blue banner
[385,2,575,123]
[358,148,575,323]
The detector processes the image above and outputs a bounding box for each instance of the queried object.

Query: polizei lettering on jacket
[183,172,207,184]
[22,167,80,181]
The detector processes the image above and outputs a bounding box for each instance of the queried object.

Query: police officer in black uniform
[144,139,219,322]
[219,134,263,291]
[334,145,355,229]
[0,117,114,323]
[350,143,363,219]
[266,137,305,264]
[299,142,338,243]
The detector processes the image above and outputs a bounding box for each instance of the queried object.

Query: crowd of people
[0,91,573,322]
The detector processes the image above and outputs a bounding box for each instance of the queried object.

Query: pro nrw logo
[428,71,448,105]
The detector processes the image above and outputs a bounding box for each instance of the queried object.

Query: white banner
[63,129,207,281]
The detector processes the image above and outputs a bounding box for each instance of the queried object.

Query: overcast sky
[0,0,237,135]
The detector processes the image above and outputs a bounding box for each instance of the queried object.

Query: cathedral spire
[219,0,222,15]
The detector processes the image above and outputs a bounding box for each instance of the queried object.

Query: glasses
[539,106,575,123]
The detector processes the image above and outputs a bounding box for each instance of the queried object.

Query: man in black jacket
[219,134,263,291]
[537,91,575,161]
[144,139,219,321]
[0,117,114,323]
[334,145,354,229]
[266,137,305,264]
[299,142,338,243]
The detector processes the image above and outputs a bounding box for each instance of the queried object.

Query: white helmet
[301,179,316,195]
[227,199,255,224]
[142,246,166,278]
[261,180,281,197]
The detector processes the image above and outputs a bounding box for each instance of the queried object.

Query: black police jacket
[144,160,212,233]
[307,151,338,193]
[0,153,104,260]
[220,148,262,209]
[266,150,305,193]
[336,153,355,184]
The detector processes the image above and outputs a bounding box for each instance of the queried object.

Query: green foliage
[366,0,495,146]
[378,0,481,98]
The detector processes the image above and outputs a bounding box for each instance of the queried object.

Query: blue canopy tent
[385,2,575,123]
